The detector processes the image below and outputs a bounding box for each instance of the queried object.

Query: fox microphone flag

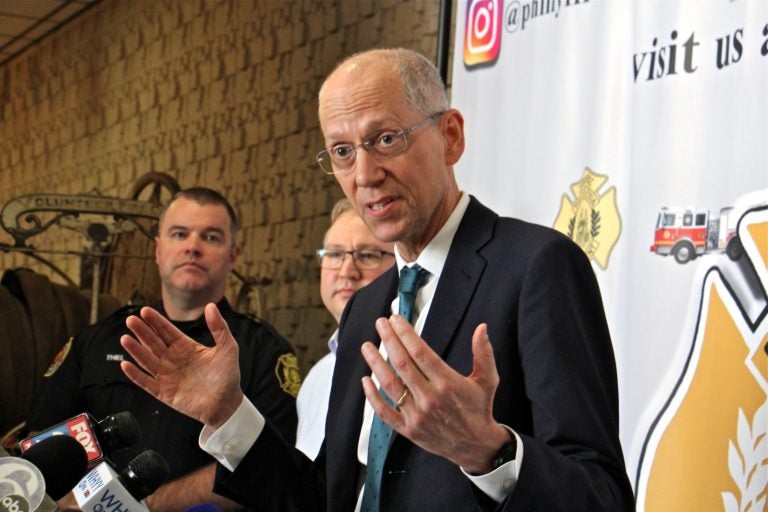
[21,412,140,468]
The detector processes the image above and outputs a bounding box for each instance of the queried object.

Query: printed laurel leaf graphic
[727,440,744,491]
[721,492,739,512]
[724,401,768,511]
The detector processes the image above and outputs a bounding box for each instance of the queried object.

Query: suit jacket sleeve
[213,422,327,511]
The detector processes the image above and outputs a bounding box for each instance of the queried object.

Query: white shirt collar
[328,328,339,355]
[394,192,470,275]
[390,192,470,330]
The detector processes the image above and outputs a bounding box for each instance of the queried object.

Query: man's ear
[229,244,241,263]
[154,237,160,264]
[441,109,465,166]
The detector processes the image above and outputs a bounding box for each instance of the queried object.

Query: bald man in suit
[119,48,634,511]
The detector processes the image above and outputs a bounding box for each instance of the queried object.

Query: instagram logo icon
[464,0,503,68]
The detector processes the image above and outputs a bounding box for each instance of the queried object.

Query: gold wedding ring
[395,386,410,408]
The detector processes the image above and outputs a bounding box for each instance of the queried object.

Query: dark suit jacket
[216,197,634,511]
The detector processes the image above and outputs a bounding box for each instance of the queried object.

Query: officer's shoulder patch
[275,353,301,398]
[44,337,73,377]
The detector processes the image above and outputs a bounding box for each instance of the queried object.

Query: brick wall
[0,0,447,373]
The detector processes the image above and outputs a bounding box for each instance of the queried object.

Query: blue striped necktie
[361,264,430,512]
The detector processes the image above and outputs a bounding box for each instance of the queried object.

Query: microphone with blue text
[20,412,141,469]
[73,450,169,512]
[0,435,88,511]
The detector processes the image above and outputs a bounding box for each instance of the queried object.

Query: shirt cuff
[199,397,265,472]
[461,426,523,503]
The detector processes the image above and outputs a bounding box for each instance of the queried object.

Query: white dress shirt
[295,330,338,460]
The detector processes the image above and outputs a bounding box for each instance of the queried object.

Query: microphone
[1,435,87,510]
[20,435,88,500]
[73,450,169,512]
[20,412,140,468]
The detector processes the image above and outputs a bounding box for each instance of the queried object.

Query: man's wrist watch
[491,438,517,469]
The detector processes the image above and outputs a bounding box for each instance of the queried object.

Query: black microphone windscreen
[21,435,88,500]
[120,449,169,501]
[96,411,141,451]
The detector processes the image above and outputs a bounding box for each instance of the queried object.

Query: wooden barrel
[0,283,35,435]
[0,268,121,435]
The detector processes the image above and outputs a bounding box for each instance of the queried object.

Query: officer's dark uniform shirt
[27,298,300,481]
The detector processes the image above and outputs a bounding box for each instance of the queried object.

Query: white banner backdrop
[452,1,767,509]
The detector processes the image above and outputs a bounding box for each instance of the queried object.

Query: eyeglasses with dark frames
[315,248,395,270]
[315,111,445,175]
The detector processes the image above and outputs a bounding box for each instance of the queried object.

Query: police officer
[26,187,300,511]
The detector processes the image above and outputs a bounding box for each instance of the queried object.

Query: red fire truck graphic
[649,206,743,264]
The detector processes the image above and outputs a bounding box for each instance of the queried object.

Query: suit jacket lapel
[421,197,496,359]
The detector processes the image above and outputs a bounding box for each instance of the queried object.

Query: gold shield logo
[636,205,768,511]
[275,353,302,398]
[553,167,622,269]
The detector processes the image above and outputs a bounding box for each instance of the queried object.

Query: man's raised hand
[120,303,244,428]
[361,315,511,474]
